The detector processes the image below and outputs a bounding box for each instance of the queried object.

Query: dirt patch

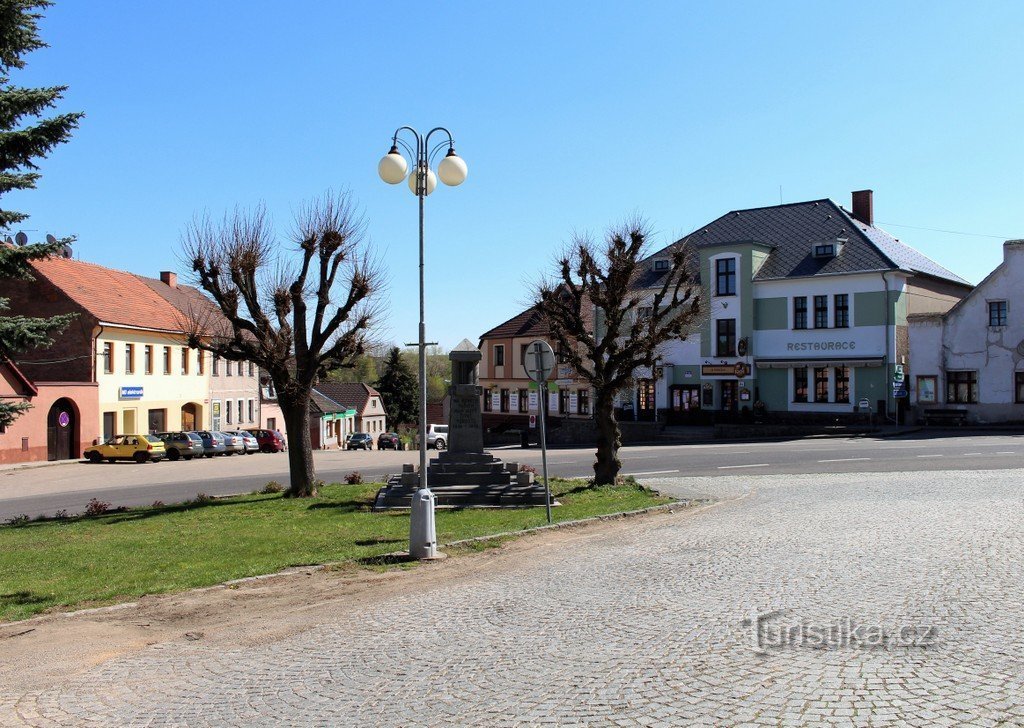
[0,505,706,694]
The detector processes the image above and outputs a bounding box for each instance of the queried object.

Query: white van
[426,424,448,450]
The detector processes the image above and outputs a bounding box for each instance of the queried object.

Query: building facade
[1,256,262,462]
[477,305,594,431]
[633,191,971,422]
[314,382,387,434]
[908,240,1024,423]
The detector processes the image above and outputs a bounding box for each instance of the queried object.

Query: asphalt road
[1,430,1023,520]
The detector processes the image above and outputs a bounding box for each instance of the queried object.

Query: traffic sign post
[524,340,555,524]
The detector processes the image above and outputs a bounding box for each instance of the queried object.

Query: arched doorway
[181,402,201,431]
[47,398,78,461]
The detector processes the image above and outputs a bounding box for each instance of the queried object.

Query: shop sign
[739,388,751,401]
[786,341,856,352]
[119,386,143,400]
[701,363,749,378]
[57,411,70,427]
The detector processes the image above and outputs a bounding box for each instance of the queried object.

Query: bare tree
[536,219,701,485]
[182,191,381,497]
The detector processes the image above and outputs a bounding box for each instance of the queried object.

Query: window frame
[946,370,978,404]
[793,367,808,403]
[1015,372,1024,404]
[103,342,113,374]
[989,300,1008,327]
[715,318,736,357]
[494,345,505,367]
[518,388,529,413]
[813,366,829,403]
[917,375,937,404]
[163,346,171,375]
[715,257,737,296]
[578,388,590,415]
[144,345,153,375]
[124,343,134,375]
[793,296,808,330]
[814,295,829,329]
[834,294,849,328]
[835,366,850,403]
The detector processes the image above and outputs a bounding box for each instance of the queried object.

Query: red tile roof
[31,257,185,332]
[478,305,549,341]
[314,381,381,416]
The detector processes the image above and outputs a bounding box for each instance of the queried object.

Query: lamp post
[378,126,467,560]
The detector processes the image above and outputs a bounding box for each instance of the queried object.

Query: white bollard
[409,488,438,559]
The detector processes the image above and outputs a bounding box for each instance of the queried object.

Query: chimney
[851,189,874,226]
[160,271,177,288]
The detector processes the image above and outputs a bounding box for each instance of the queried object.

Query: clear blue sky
[10,1,1024,351]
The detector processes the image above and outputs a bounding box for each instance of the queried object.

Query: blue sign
[119,386,143,400]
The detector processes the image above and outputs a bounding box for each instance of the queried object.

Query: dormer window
[812,238,846,258]
[653,259,669,271]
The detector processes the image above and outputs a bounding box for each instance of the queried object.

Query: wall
[0,381,99,463]
[96,327,212,435]
[210,357,260,431]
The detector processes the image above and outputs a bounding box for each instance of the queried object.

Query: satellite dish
[46,234,57,244]
[15,232,28,246]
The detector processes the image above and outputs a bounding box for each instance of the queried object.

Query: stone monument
[374,339,553,510]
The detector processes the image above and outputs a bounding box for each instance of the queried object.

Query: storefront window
[814,367,829,402]
[518,388,529,413]
[793,367,808,402]
[835,367,850,403]
[559,388,570,414]
[1016,372,1024,404]
[500,388,510,412]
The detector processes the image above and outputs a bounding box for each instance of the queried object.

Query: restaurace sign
[786,341,857,352]
[701,363,750,378]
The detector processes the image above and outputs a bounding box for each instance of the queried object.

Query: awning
[755,357,885,369]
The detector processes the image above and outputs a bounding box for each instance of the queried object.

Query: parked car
[153,431,204,461]
[347,433,374,450]
[193,430,227,458]
[246,428,286,453]
[217,431,245,455]
[85,434,166,464]
[377,432,400,450]
[225,430,259,454]
[426,424,448,450]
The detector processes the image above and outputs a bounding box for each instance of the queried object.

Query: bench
[922,408,968,427]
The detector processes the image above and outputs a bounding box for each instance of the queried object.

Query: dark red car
[246,428,286,453]
[377,432,400,449]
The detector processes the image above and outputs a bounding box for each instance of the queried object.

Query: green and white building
[635,191,972,422]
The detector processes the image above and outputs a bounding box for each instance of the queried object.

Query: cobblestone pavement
[3,468,1024,726]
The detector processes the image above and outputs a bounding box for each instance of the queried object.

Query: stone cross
[447,339,484,453]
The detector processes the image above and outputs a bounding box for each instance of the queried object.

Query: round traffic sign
[524,340,555,383]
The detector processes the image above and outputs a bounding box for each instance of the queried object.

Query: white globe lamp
[408,165,437,196]
[378,146,408,184]
[437,148,468,186]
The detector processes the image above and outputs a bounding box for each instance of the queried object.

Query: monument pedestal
[373,339,554,511]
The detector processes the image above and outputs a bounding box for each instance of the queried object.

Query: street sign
[893,365,905,383]
[529,414,537,428]
[858,398,871,410]
[524,340,555,384]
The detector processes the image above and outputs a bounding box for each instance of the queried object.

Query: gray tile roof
[647,199,968,286]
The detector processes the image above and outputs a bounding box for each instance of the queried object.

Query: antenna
[15,231,28,246]
[46,233,57,244]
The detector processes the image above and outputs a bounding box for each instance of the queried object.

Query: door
[181,403,197,431]
[46,399,76,461]
[720,381,738,412]
[103,411,116,441]
[122,409,136,435]
[636,379,655,421]
[148,408,166,433]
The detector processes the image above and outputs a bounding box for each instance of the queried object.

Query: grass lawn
[0,479,670,622]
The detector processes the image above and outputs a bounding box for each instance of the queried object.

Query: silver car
[216,431,245,455]
[225,430,259,454]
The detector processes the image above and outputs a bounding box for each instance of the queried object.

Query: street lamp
[378,126,467,560]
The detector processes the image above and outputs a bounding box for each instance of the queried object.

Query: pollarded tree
[536,219,702,485]
[375,346,417,429]
[182,192,382,497]
[0,0,82,426]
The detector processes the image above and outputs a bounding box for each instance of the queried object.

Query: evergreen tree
[0,0,82,427]
[374,346,418,428]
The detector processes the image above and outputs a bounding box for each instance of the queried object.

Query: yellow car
[85,434,166,464]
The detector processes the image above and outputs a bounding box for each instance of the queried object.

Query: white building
[909,240,1024,423]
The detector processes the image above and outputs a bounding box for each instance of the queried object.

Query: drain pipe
[879,272,894,423]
